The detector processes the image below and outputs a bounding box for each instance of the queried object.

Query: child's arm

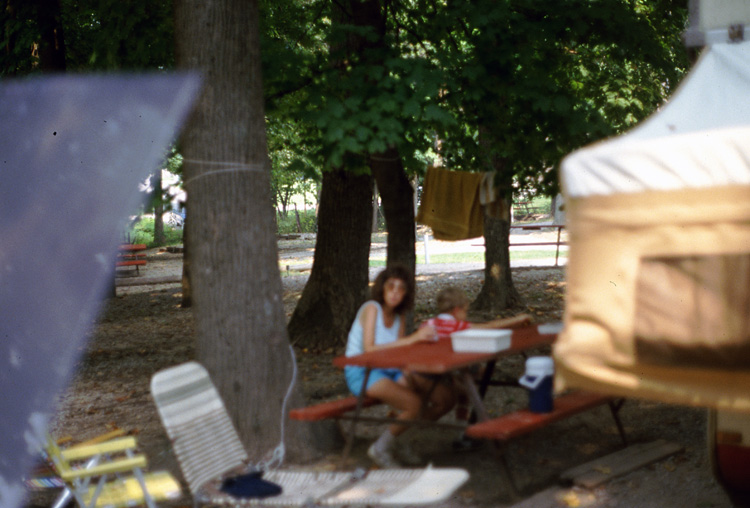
[399,320,436,344]
[471,313,533,330]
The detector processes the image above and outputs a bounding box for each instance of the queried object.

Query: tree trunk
[180,209,192,307]
[369,148,416,274]
[294,203,302,233]
[372,184,379,233]
[472,129,522,314]
[472,207,523,313]
[175,0,323,461]
[153,171,165,246]
[32,0,66,72]
[287,169,373,349]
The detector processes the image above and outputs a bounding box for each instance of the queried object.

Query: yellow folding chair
[44,434,181,508]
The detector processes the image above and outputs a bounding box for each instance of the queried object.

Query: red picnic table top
[332,324,557,374]
[118,243,147,252]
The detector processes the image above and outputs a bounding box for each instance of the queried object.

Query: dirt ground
[26,236,736,508]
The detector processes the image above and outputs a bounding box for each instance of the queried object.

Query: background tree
[2,0,66,73]
[151,171,166,246]
[266,0,377,350]
[265,0,450,347]
[413,0,690,313]
[262,0,689,346]
[175,0,323,458]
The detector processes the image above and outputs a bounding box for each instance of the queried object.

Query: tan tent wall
[554,184,750,412]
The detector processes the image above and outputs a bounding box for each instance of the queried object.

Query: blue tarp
[0,74,199,508]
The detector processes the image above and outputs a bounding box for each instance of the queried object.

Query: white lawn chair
[150,362,469,506]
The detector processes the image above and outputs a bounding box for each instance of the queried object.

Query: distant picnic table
[116,244,147,275]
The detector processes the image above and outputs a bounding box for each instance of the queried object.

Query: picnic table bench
[465,390,626,443]
[289,395,381,421]
[465,390,627,498]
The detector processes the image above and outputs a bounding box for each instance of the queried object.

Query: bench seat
[289,396,381,421]
[116,260,147,267]
[465,391,613,441]
[119,253,147,260]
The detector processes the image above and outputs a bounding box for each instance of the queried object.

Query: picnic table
[116,243,147,275]
[292,324,627,497]
[310,324,555,463]
[332,323,554,421]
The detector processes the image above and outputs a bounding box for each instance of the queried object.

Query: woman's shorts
[345,366,403,396]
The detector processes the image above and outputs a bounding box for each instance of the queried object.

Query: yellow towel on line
[416,166,484,240]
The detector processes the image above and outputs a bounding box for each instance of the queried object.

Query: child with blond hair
[421,285,531,449]
[423,286,531,339]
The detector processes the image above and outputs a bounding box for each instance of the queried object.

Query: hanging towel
[416,166,484,240]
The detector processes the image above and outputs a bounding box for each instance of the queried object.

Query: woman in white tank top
[344,264,456,467]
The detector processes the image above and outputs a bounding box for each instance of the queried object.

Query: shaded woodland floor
[26,250,734,508]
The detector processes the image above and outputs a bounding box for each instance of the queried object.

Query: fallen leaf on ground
[560,490,581,507]
[577,443,599,455]
[460,489,475,499]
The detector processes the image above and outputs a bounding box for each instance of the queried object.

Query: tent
[553,39,750,412]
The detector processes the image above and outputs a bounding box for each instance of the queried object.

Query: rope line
[181,159,266,187]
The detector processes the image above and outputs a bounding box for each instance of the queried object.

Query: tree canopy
[263,0,690,338]
[2,0,173,74]
[260,0,688,196]
[2,0,691,343]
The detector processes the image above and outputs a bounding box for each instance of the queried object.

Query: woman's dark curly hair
[371,263,415,314]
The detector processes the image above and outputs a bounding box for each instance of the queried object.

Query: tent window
[634,253,750,369]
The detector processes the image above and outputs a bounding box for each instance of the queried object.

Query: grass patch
[128,218,182,248]
[367,249,568,267]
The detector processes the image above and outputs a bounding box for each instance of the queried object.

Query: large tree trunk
[175,0,324,461]
[287,169,373,349]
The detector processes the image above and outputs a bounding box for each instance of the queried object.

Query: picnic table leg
[341,368,372,464]
[459,369,491,422]
[464,360,498,424]
[490,441,521,501]
[608,398,628,446]
[477,360,497,398]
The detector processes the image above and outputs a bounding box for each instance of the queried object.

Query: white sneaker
[367,442,401,468]
[396,442,422,466]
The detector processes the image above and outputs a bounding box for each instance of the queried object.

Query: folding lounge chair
[150,361,469,506]
[26,429,126,508]
[43,433,181,508]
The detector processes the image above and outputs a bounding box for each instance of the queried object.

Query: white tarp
[561,41,750,197]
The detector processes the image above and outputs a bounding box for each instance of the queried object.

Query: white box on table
[450,328,512,353]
